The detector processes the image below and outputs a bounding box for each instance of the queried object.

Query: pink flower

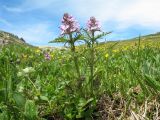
[87,17,101,32]
[60,13,80,35]
[44,53,51,60]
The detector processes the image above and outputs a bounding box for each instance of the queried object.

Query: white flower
[17,67,35,77]
[22,67,35,74]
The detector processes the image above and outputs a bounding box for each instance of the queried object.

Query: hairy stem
[90,31,95,95]
[69,33,81,79]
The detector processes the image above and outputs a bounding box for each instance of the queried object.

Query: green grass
[0,33,160,119]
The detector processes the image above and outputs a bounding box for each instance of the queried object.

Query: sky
[0,0,160,46]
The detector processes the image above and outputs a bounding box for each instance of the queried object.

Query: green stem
[69,33,81,78]
[137,35,141,68]
[90,31,95,95]
[27,76,39,94]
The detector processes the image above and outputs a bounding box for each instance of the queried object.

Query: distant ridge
[1,29,160,48]
[101,32,160,44]
[0,30,31,46]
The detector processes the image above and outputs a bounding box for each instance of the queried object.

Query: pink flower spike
[87,16,101,32]
[44,53,51,60]
[60,13,80,35]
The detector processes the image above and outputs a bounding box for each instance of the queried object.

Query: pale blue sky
[0,0,160,46]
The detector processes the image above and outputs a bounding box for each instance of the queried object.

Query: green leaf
[24,100,38,120]
[76,112,83,119]
[78,98,94,111]
[94,31,112,40]
[0,80,3,90]
[74,34,85,42]
[76,98,94,119]
[0,111,9,120]
[40,95,49,101]
[0,89,4,102]
[144,75,160,92]
[13,92,26,108]
[83,29,92,39]
[79,98,94,108]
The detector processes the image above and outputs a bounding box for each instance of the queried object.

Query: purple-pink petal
[87,16,101,32]
[60,13,80,35]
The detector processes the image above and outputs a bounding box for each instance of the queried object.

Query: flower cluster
[60,13,80,35]
[105,53,109,58]
[87,17,101,32]
[44,53,51,60]
[17,67,35,77]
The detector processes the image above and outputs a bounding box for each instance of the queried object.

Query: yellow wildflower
[141,45,145,49]
[29,55,34,59]
[35,49,41,53]
[105,53,109,58]
[112,49,119,53]
[22,54,28,59]
[50,53,54,59]
[122,46,129,51]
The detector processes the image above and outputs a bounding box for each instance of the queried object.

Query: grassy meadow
[1,33,160,120]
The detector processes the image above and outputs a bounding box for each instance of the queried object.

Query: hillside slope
[98,32,160,49]
[101,32,160,43]
[1,30,160,48]
[0,30,28,46]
